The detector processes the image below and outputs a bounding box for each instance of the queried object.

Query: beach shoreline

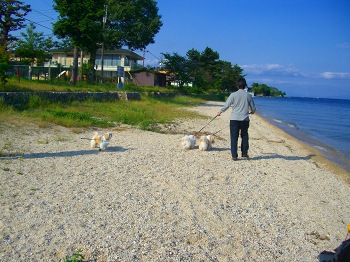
[1,101,349,261]
[254,112,350,184]
[256,111,350,175]
[253,96,350,175]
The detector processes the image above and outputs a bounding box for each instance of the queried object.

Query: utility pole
[100,5,108,83]
[143,49,145,67]
[80,50,83,81]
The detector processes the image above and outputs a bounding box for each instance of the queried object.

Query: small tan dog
[198,134,215,151]
[90,132,112,150]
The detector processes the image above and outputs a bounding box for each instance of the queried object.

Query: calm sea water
[253,97,350,172]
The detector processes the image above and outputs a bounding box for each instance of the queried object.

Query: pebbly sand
[1,101,349,261]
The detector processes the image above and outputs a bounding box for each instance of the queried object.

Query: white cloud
[336,42,350,49]
[247,77,290,85]
[320,72,350,79]
[239,64,350,98]
[242,64,303,77]
[243,64,350,81]
[143,58,160,67]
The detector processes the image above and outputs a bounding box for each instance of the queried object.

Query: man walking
[217,78,256,160]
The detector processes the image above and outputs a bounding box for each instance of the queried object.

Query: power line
[35,19,54,23]
[24,18,53,31]
[12,33,54,38]
[31,9,55,20]
[24,0,57,32]
[38,0,54,8]
[146,50,160,60]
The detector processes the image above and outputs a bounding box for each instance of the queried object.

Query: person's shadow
[247,153,316,161]
[208,148,316,161]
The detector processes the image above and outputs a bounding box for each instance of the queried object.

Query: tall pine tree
[0,0,31,49]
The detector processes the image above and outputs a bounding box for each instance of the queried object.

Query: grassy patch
[0,137,24,157]
[66,249,84,262]
[0,94,205,130]
[0,78,213,130]
[2,77,175,93]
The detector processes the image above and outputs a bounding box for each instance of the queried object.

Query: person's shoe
[241,154,249,158]
[232,157,237,161]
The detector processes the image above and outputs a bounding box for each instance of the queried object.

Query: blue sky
[21,0,350,98]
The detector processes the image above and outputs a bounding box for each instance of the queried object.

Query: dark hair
[237,78,247,89]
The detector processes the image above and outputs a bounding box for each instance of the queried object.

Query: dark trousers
[230,120,250,158]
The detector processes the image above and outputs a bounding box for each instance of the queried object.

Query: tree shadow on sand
[210,147,230,152]
[0,146,133,160]
[197,103,221,108]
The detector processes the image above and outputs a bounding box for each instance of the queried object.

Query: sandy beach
[1,101,349,261]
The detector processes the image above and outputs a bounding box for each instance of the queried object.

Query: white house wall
[48,50,143,74]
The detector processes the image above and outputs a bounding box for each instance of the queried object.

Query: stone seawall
[146,92,177,98]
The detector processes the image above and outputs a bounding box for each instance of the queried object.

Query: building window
[96,54,122,67]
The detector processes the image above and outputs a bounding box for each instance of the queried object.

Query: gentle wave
[272,118,299,129]
[314,145,329,153]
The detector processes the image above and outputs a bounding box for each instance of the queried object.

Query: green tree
[214,61,244,92]
[56,36,74,52]
[162,52,191,91]
[251,82,286,97]
[53,0,162,85]
[188,47,220,91]
[164,47,245,93]
[0,44,11,84]
[187,47,244,92]
[106,0,163,50]
[186,48,202,89]
[14,22,57,65]
[0,0,31,49]
[53,0,105,84]
[270,86,286,97]
[0,0,31,83]
[251,83,270,96]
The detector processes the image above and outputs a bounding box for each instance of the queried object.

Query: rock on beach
[0,101,349,261]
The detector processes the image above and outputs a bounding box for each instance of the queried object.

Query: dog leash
[210,112,253,136]
[81,137,93,140]
[207,111,254,136]
[197,115,218,133]
[212,125,228,136]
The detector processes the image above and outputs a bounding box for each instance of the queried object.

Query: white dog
[90,132,112,150]
[181,135,196,150]
[198,135,215,151]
